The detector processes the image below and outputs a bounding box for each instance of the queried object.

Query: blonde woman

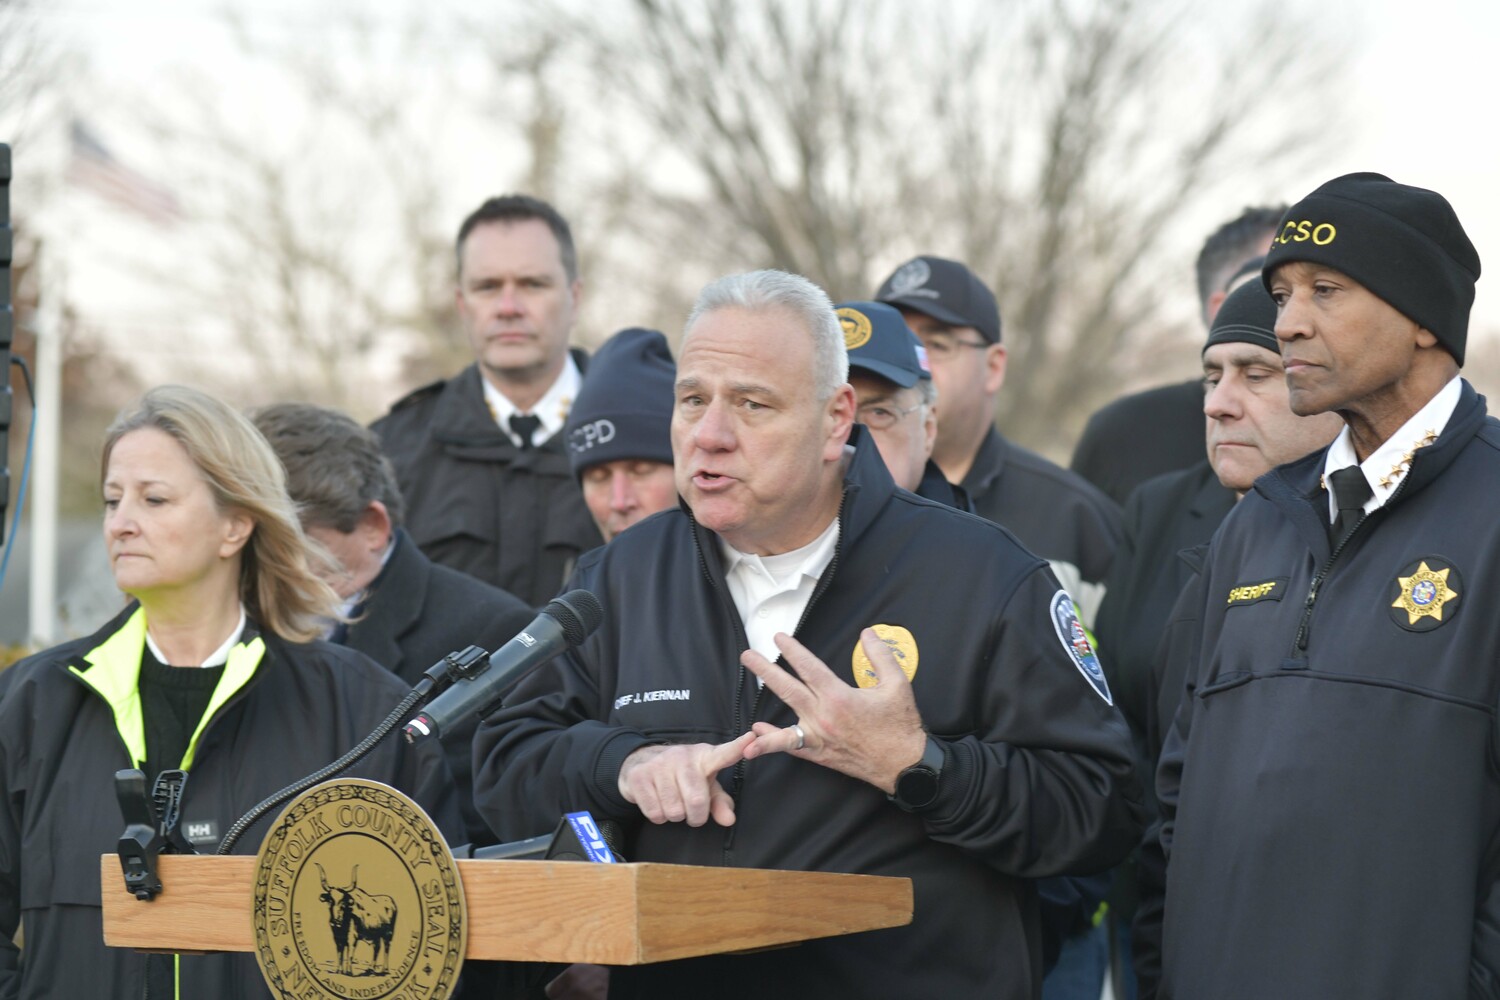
[0,386,461,999]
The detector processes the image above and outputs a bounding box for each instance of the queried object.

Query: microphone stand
[214,645,489,855]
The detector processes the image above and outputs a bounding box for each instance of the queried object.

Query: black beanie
[1203,279,1279,356]
[565,327,676,481]
[1262,172,1480,365]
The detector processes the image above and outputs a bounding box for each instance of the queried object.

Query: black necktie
[1328,465,1373,549]
[509,413,542,450]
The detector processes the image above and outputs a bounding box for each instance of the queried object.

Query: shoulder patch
[1049,589,1112,704]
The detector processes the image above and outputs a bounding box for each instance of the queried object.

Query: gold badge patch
[1390,558,1461,631]
[838,307,874,350]
[852,624,919,688]
[253,779,466,1000]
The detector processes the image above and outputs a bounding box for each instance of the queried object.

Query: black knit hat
[1262,172,1480,365]
[565,327,675,481]
[1203,279,1279,357]
[874,255,1002,343]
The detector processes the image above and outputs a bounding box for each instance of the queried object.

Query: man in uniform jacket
[474,270,1143,999]
[1148,173,1497,999]
[254,402,534,847]
[373,194,602,607]
[1070,205,1287,506]
[874,255,1121,623]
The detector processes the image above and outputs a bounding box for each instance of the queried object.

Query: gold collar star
[1379,429,1438,489]
[1392,560,1458,625]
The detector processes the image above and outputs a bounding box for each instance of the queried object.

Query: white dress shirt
[1322,375,1461,522]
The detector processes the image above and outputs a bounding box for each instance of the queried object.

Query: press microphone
[403,589,603,743]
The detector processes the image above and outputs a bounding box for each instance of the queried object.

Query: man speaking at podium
[475,270,1142,998]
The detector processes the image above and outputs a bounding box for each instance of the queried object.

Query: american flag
[66,120,182,226]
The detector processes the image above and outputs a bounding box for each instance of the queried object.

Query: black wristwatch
[890,736,946,813]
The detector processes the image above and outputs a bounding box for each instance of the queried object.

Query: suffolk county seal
[252,778,466,1000]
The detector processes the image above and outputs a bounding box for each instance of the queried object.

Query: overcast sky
[30,0,1500,341]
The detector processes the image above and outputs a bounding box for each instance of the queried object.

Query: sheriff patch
[1389,557,1462,632]
[1226,578,1287,607]
[1050,590,1111,704]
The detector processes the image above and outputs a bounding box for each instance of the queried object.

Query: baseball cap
[836,301,931,388]
[874,255,1002,344]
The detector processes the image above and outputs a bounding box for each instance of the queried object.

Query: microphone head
[542,590,604,647]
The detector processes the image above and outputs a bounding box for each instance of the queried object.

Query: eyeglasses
[918,336,989,360]
[856,400,925,430]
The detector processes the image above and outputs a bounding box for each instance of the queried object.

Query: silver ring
[792,724,806,751]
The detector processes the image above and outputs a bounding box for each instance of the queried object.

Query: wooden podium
[100,854,913,965]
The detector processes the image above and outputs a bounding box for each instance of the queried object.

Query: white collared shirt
[482,354,582,448]
[719,517,840,674]
[146,605,247,668]
[1322,375,1462,522]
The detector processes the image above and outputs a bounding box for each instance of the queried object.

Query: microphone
[403,589,603,743]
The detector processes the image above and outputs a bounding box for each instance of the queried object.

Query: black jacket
[1070,379,1208,507]
[341,528,534,845]
[1150,381,1500,999]
[963,426,1122,621]
[0,604,462,1000]
[474,430,1143,999]
[1094,461,1235,745]
[372,358,604,608]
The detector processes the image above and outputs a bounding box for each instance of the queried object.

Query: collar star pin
[1380,429,1438,490]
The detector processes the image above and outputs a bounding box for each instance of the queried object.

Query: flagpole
[28,248,60,648]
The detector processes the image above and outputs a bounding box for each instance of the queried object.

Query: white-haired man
[475,269,1142,999]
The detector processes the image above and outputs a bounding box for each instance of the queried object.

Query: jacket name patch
[614,689,691,710]
[1226,578,1287,607]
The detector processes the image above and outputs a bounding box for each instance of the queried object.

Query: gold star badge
[1392,561,1458,625]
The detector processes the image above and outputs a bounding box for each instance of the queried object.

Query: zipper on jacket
[1291,472,1411,656]
[718,489,848,863]
[690,519,755,860]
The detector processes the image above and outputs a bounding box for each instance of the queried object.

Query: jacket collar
[345,529,428,670]
[688,425,898,586]
[959,425,1008,497]
[431,351,591,458]
[67,602,267,770]
[1255,379,1489,554]
[915,458,974,513]
[1186,460,1237,521]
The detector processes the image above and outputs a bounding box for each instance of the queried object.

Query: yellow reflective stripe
[68,607,150,768]
[179,636,264,771]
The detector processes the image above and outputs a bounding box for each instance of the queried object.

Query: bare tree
[0,0,62,142]
[562,0,1347,454]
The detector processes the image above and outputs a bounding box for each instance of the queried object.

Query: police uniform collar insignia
[1319,428,1439,492]
[1389,557,1461,631]
[1378,429,1438,489]
[1048,590,1111,704]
